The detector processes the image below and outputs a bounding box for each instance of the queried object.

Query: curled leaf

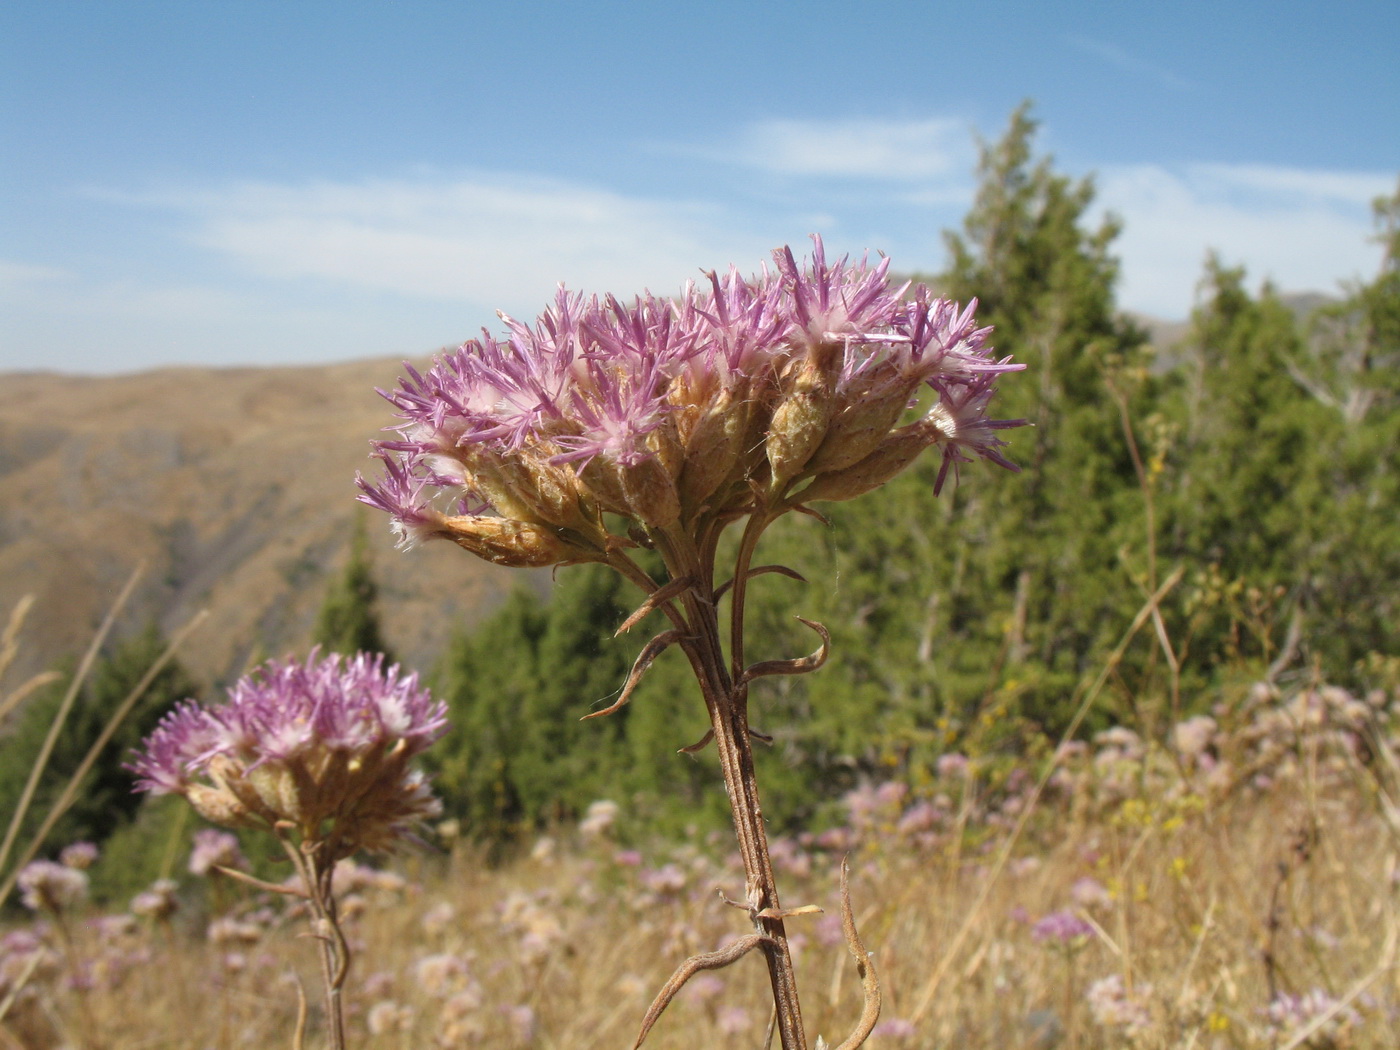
[633,935,771,1049]
[678,728,714,754]
[583,629,684,721]
[829,856,881,1050]
[714,564,809,601]
[739,618,830,685]
[617,576,694,636]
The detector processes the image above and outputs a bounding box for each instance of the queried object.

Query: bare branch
[213,865,309,899]
[290,975,309,1050]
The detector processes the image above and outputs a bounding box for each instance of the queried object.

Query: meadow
[3,663,1393,1049]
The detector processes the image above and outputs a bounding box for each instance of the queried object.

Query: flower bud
[459,446,599,538]
[792,420,936,504]
[765,349,841,492]
[439,515,594,567]
[802,375,920,476]
[246,761,306,824]
[186,782,257,829]
[677,390,749,518]
[619,455,682,529]
[766,388,832,491]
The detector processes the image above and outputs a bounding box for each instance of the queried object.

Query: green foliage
[738,101,1156,775]
[313,512,394,660]
[1281,183,1400,666]
[0,624,201,858]
[85,792,188,904]
[431,562,750,843]
[432,566,634,840]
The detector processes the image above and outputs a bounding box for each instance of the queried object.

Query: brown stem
[677,582,808,1050]
[625,520,807,1050]
[710,683,809,1050]
[279,833,348,1050]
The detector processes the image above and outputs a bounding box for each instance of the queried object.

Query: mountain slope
[0,358,531,689]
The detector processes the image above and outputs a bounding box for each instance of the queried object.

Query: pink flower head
[1032,909,1095,945]
[59,841,99,870]
[188,829,248,876]
[129,650,447,855]
[360,237,1025,566]
[17,860,89,913]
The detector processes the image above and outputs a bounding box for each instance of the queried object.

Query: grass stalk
[0,564,144,891]
[909,564,1185,1024]
[0,607,209,909]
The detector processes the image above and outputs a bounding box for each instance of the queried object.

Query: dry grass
[3,722,1394,1050]
[3,585,1395,1049]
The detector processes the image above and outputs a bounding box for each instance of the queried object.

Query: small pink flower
[188,829,247,876]
[1032,910,1094,945]
[17,860,88,913]
[716,1004,751,1036]
[59,842,99,870]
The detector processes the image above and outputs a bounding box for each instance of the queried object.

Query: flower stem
[280,833,349,1050]
[708,680,808,1050]
[676,560,808,1050]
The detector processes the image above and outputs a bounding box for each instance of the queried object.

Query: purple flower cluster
[129,650,448,854]
[188,828,248,876]
[1031,909,1095,946]
[17,859,89,914]
[358,237,1024,565]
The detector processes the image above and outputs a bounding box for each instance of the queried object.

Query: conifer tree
[939,101,1150,685]
[432,565,642,839]
[1283,183,1400,667]
[755,104,1149,762]
[313,513,393,660]
[1162,203,1400,679]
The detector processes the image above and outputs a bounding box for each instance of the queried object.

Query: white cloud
[106,175,787,313]
[28,147,1390,375]
[1095,163,1389,318]
[0,260,74,287]
[1188,165,1392,206]
[12,174,845,373]
[691,117,974,183]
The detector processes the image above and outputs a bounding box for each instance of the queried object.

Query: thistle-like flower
[128,650,447,857]
[357,236,1026,1050]
[357,236,1025,564]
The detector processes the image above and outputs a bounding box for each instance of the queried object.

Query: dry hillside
[0,358,534,689]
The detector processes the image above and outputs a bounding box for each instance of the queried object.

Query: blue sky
[3,1,1397,375]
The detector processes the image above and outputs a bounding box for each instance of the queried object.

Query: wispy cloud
[0,260,74,287]
[682,117,974,183]
[22,147,1391,375]
[1187,165,1393,205]
[96,175,791,313]
[1063,35,1193,91]
[1097,163,1391,318]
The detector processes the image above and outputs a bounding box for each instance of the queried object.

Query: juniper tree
[313,512,394,661]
